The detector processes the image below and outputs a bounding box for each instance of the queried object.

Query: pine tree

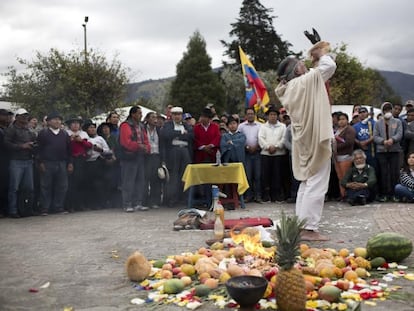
[221,0,296,71]
[169,31,225,117]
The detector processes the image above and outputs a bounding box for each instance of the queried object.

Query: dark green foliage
[221,0,298,72]
[329,44,401,107]
[169,31,225,117]
[2,48,129,119]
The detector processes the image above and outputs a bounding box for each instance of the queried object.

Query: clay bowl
[225,275,268,311]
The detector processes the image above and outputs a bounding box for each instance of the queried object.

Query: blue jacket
[220,131,246,163]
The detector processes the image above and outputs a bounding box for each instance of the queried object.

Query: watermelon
[366,232,413,262]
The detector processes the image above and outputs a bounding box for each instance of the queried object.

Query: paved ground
[0,200,413,311]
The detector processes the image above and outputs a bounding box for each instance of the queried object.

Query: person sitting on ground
[341,149,377,206]
[394,151,414,203]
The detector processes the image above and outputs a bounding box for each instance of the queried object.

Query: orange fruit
[204,278,219,289]
[198,272,211,282]
[300,243,309,254]
[160,269,173,279]
[344,270,358,282]
[338,248,350,258]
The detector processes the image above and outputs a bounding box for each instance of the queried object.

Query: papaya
[318,285,341,303]
[163,279,185,294]
[194,284,211,297]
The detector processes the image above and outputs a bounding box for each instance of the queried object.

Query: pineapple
[275,212,307,311]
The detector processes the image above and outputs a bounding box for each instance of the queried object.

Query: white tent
[92,105,163,124]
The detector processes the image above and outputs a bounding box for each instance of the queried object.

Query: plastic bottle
[212,185,225,240]
[215,150,221,166]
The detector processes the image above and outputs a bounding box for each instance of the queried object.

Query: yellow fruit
[333,256,346,268]
[353,247,368,259]
[198,272,211,282]
[338,248,350,258]
[180,276,192,286]
[210,242,224,250]
[263,283,274,298]
[344,270,358,282]
[355,267,368,278]
[319,267,335,278]
[333,267,344,278]
[204,278,219,289]
[219,272,231,284]
[180,263,196,276]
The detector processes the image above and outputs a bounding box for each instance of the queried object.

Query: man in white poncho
[275,42,336,241]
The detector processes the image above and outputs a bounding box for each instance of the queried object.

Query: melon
[366,232,413,262]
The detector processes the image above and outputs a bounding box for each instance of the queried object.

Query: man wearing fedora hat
[258,106,287,202]
[65,116,93,212]
[37,112,73,215]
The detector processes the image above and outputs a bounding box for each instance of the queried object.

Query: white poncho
[275,60,334,181]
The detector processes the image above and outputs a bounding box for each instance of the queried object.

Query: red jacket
[193,122,221,163]
[119,120,150,154]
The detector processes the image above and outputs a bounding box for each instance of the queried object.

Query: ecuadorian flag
[239,46,270,113]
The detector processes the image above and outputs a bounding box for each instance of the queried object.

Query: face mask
[384,112,392,119]
[361,117,369,124]
[355,163,365,170]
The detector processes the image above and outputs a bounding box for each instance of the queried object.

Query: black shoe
[9,213,20,218]
[361,197,367,205]
[286,197,296,203]
[347,199,355,206]
[254,197,263,204]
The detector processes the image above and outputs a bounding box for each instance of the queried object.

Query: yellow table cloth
[182,162,249,194]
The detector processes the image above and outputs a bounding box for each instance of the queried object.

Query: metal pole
[82,16,88,61]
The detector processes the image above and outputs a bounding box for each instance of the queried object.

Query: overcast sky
[1,0,413,87]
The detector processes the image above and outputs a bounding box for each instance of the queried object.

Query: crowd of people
[0,97,414,218]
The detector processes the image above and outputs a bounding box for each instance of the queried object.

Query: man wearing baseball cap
[4,108,37,217]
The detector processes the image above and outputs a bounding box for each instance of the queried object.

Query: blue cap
[183,113,192,120]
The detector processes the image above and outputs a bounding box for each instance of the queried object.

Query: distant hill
[378,70,414,103]
[125,70,414,109]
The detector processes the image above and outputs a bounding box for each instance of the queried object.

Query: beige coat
[275,59,335,181]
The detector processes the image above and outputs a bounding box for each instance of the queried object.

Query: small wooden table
[182,163,249,209]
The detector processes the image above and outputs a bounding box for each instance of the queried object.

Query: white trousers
[295,161,331,231]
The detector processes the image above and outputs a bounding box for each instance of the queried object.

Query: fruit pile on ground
[126,233,413,310]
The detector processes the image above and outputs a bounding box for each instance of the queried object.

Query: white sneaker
[135,205,149,211]
[124,207,134,213]
[151,205,160,209]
